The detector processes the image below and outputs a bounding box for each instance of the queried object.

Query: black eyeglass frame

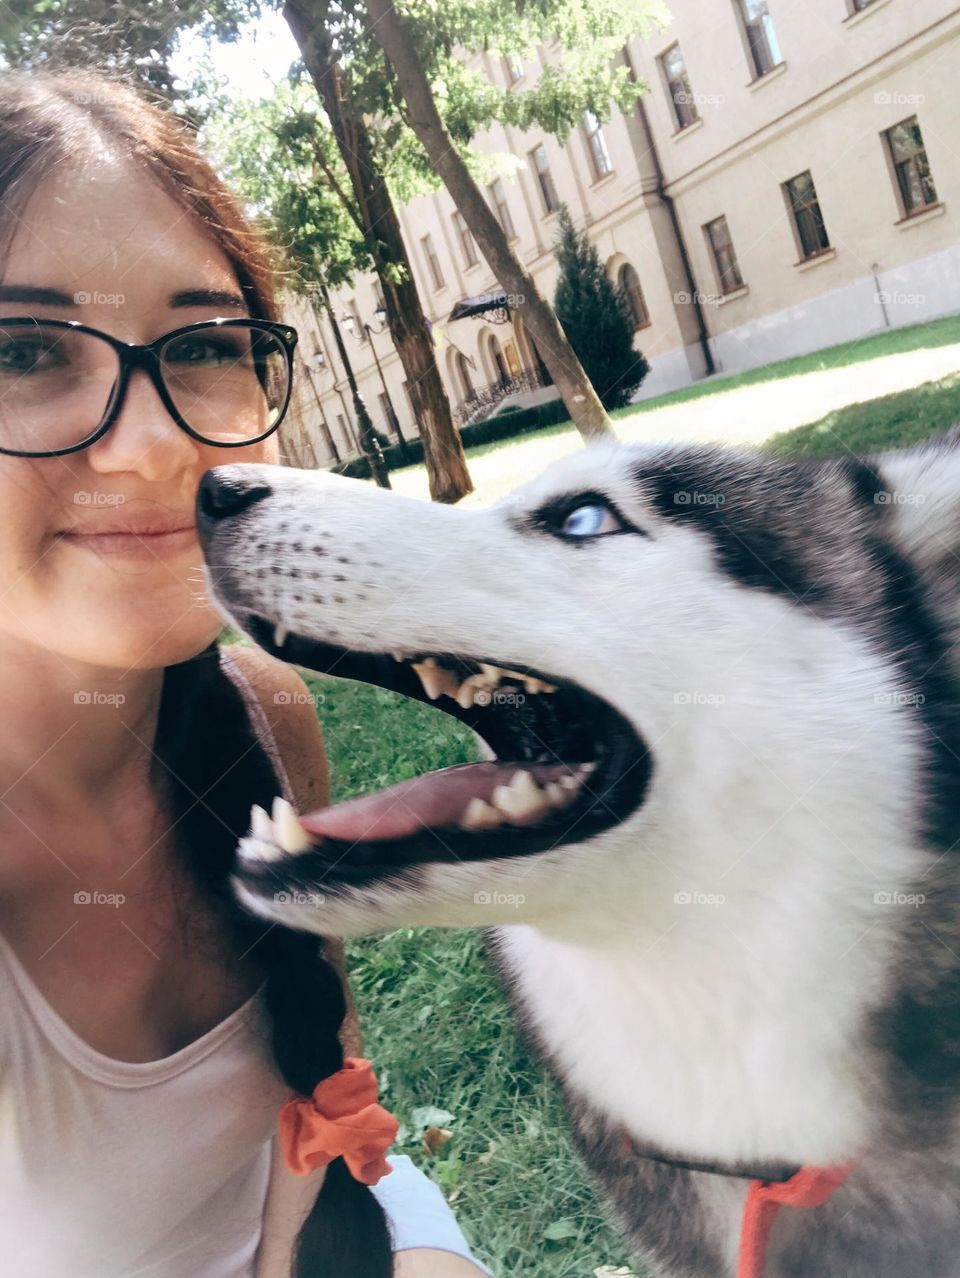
[0,316,300,458]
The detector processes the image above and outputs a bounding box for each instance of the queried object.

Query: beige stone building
[280,0,960,467]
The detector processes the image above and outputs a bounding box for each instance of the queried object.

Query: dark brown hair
[0,67,393,1277]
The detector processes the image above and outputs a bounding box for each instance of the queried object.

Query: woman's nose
[196,468,272,529]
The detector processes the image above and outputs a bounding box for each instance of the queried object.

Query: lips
[63,519,195,536]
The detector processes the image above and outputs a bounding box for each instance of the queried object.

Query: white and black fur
[196,433,960,1278]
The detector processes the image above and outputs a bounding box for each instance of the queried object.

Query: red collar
[620,1133,856,1278]
[736,1161,856,1278]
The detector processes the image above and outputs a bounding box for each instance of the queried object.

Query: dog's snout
[196,469,272,529]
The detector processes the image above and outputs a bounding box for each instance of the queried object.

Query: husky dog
[196,435,960,1278]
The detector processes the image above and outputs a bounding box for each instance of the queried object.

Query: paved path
[391,340,960,506]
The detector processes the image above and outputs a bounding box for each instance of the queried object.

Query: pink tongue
[297,761,581,843]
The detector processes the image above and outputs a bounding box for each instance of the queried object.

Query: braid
[153,642,394,1277]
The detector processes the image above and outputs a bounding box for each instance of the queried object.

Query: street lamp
[342,307,411,465]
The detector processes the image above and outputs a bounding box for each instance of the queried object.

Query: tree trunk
[284,0,474,503]
[362,0,614,442]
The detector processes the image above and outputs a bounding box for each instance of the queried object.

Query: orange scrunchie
[278,1056,399,1185]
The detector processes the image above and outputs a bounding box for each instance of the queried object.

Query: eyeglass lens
[0,322,289,454]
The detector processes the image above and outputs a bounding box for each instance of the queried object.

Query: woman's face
[0,153,279,672]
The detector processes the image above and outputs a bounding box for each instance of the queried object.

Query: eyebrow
[0,285,248,310]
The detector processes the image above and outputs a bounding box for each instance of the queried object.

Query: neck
[0,638,165,808]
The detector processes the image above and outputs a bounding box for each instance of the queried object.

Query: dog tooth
[577,762,598,775]
[250,804,274,841]
[459,797,504,831]
[392,650,405,662]
[456,678,480,709]
[271,795,313,854]
[412,661,444,699]
[558,774,580,791]
[492,770,549,820]
[274,623,289,648]
[238,834,285,863]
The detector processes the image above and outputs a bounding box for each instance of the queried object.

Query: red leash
[736,1161,856,1278]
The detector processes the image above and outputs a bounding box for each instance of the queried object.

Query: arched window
[618,263,649,330]
[456,351,474,399]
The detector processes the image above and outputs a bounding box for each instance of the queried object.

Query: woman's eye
[0,340,58,374]
[165,338,243,366]
[559,503,623,537]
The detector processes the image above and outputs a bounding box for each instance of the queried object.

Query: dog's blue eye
[560,504,621,537]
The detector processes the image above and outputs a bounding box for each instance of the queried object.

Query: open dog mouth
[232,614,652,895]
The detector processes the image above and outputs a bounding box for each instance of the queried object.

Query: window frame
[420,232,446,292]
[582,110,614,181]
[488,178,518,240]
[735,0,784,79]
[883,115,939,218]
[659,43,699,130]
[617,263,650,331]
[452,210,479,269]
[703,215,745,295]
[782,170,831,260]
[529,143,561,215]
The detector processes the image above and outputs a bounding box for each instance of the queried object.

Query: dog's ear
[869,426,960,664]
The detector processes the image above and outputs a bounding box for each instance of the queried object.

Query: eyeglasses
[0,317,299,458]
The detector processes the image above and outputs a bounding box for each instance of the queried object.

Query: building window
[783,171,830,259]
[421,233,445,291]
[452,211,478,269]
[456,351,475,399]
[488,179,517,240]
[660,44,698,129]
[530,144,560,214]
[504,54,524,83]
[885,116,938,216]
[583,110,613,180]
[737,0,783,78]
[377,390,399,435]
[618,263,649,329]
[704,215,744,294]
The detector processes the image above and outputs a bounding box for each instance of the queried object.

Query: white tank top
[0,648,297,1277]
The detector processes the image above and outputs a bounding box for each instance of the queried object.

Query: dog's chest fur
[491,919,960,1278]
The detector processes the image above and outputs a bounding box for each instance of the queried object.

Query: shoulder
[220,642,330,813]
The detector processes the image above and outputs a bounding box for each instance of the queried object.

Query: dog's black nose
[196,470,272,527]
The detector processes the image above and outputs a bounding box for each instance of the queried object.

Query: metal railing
[453,365,553,428]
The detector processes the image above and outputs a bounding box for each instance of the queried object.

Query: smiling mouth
[231,615,652,896]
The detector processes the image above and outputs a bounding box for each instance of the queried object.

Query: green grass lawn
[264,342,960,1278]
[399,312,960,466]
